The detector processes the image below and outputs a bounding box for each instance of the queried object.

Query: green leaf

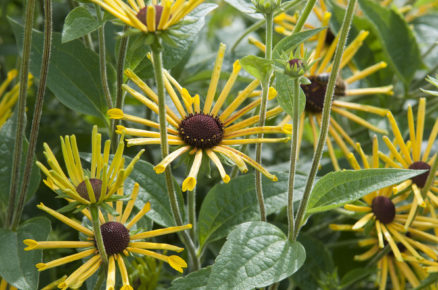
[340,267,375,289]
[0,117,41,215]
[170,266,212,290]
[127,4,217,79]
[306,168,426,215]
[272,28,325,60]
[125,158,186,228]
[0,217,51,290]
[62,7,100,43]
[223,0,262,19]
[358,0,423,85]
[275,73,306,119]
[207,221,306,289]
[240,55,273,81]
[198,172,307,248]
[10,18,114,122]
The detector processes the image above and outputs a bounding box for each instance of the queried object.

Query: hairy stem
[293,0,357,240]
[287,78,300,240]
[292,0,317,33]
[90,205,108,265]
[255,12,274,222]
[150,41,200,271]
[11,0,53,230]
[188,188,197,242]
[5,0,36,229]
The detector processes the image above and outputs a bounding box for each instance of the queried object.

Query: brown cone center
[179,113,224,149]
[408,161,431,188]
[76,178,104,201]
[136,5,164,27]
[100,222,130,255]
[371,196,395,224]
[301,74,346,113]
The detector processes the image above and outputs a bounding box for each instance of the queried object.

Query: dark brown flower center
[100,222,130,255]
[408,161,431,188]
[76,178,104,201]
[301,74,346,113]
[288,58,303,70]
[371,196,395,224]
[325,29,335,46]
[179,113,224,149]
[136,5,164,27]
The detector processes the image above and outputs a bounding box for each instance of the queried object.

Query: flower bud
[252,0,281,14]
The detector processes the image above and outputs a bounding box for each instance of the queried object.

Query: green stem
[150,41,200,271]
[292,0,317,33]
[11,0,53,230]
[292,0,357,240]
[287,78,300,240]
[93,263,106,290]
[90,205,108,265]
[230,0,303,52]
[95,4,113,133]
[110,28,129,148]
[255,12,274,222]
[5,0,36,229]
[188,188,196,242]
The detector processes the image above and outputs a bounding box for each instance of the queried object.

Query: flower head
[379,98,438,228]
[24,184,191,289]
[0,70,33,129]
[330,138,438,289]
[109,43,289,191]
[91,0,205,33]
[36,125,144,205]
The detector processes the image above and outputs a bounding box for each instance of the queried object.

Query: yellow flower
[330,139,438,289]
[91,0,205,33]
[250,20,393,170]
[0,277,18,290]
[0,70,33,129]
[24,184,191,289]
[109,43,289,192]
[36,125,144,205]
[379,97,438,228]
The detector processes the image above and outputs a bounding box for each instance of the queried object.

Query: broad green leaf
[358,0,423,85]
[223,0,262,19]
[10,18,114,122]
[207,221,306,289]
[0,217,51,290]
[198,172,306,248]
[240,55,273,81]
[128,4,217,79]
[306,168,426,214]
[62,7,100,43]
[340,268,375,289]
[275,73,306,119]
[170,266,211,290]
[272,28,325,60]
[0,116,41,216]
[125,158,186,228]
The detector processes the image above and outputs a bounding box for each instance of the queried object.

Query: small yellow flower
[0,70,33,129]
[109,43,289,191]
[91,0,205,33]
[24,184,191,289]
[379,97,438,228]
[251,19,393,170]
[36,125,144,205]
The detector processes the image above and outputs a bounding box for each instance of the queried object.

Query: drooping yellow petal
[154,146,191,174]
[182,150,203,192]
[129,242,184,252]
[126,201,151,230]
[204,43,226,114]
[130,224,192,240]
[24,240,93,250]
[206,149,230,183]
[36,249,96,271]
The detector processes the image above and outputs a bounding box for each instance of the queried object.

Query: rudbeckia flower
[250,22,393,170]
[91,0,205,33]
[0,69,33,129]
[109,43,290,191]
[330,139,438,289]
[24,184,191,289]
[379,98,438,228]
[36,125,144,205]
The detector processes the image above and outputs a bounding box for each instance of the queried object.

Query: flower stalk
[287,77,300,240]
[293,0,358,240]
[150,40,200,271]
[90,205,108,265]
[292,0,317,33]
[11,0,53,230]
[5,0,36,229]
[255,11,274,222]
